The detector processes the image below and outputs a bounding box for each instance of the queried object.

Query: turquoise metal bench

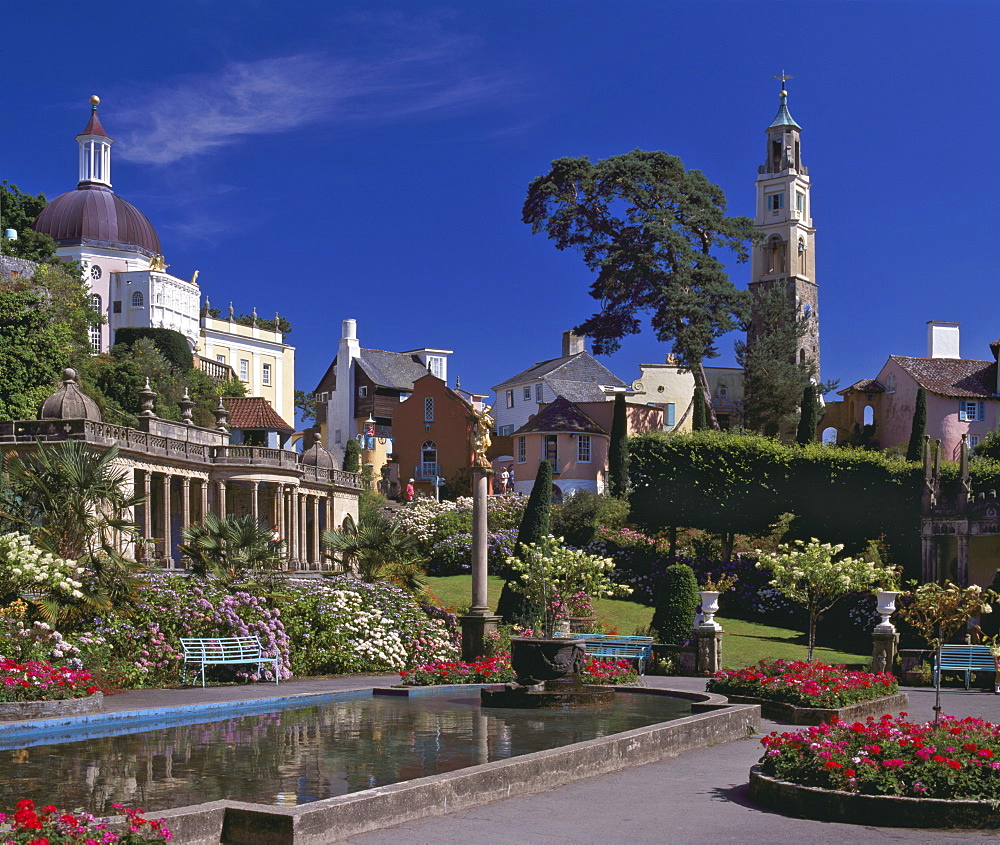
[933,644,999,691]
[553,632,653,675]
[179,636,280,688]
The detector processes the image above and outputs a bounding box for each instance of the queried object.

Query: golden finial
[773,72,794,97]
[89,95,101,107]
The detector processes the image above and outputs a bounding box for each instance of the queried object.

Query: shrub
[708,659,898,709]
[551,490,629,548]
[651,563,699,645]
[342,438,360,473]
[113,327,193,371]
[760,713,1000,799]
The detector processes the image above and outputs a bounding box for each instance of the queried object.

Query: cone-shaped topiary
[692,387,707,431]
[796,383,819,445]
[906,386,927,462]
[496,460,553,624]
[651,562,699,645]
[608,393,629,498]
[342,438,360,473]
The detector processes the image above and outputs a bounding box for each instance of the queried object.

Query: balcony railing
[414,462,441,482]
[0,419,362,489]
[194,355,238,382]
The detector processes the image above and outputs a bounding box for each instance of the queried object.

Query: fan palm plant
[322,512,427,596]
[180,513,282,587]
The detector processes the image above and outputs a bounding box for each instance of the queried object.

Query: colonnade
[134,469,335,570]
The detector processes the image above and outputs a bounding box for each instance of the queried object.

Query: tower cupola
[76,95,113,188]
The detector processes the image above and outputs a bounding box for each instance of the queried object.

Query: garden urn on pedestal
[871,591,900,675]
[698,591,722,631]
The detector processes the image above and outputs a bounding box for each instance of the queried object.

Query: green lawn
[426,575,869,669]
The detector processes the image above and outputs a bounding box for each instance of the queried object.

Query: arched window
[863,405,875,426]
[821,427,838,446]
[798,238,807,273]
[799,349,806,364]
[131,291,144,308]
[420,441,438,480]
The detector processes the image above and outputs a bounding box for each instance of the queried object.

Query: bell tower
[747,75,820,379]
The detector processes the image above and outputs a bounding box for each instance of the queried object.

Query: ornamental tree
[523,150,757,429]
[608,393,628,498]
[897,581,996,723]
[506,535,630,635]
[906,387,927,462]
[757,538,894,661]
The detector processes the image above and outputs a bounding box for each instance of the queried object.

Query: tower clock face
[90,265,102,280]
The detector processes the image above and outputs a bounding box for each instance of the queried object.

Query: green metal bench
[179,635,280,688]
[933,644,999,691]
[552,632,653,675]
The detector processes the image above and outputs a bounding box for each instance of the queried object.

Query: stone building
[1,370,359,569]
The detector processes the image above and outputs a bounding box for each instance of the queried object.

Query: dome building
[32,96,201,353]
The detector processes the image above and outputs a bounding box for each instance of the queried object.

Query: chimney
[927,321,960,359]
[562,330,585,357]
[342,318,357,341]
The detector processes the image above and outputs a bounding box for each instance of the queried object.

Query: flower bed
[0,659,98,702]
[400,654,639,686]
[707,659,898,709]
[750,713,1000,827]
[0,799,170,843]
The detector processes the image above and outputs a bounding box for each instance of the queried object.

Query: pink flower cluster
[707,659,897,709]
[761,713,1000,799]
[401,654,638,686]
[0,659,99,703]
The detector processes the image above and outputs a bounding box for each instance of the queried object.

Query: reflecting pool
[0,689,689,813]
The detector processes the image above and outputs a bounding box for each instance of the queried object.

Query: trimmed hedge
[114,327,193,371]
[651,562,699,645]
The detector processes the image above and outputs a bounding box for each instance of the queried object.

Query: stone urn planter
[0,691,104,722]
[698,591,721,631]
[875,590,900,632]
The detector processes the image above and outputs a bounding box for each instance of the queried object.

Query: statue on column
[468,405,494,468]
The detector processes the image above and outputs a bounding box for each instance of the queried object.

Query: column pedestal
[461,466,498,662]
[872,629,900,675]
[696,625,723,676]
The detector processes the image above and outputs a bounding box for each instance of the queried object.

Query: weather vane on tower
[774,71,794,94]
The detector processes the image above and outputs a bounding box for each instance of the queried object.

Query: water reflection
[0,691,688,813]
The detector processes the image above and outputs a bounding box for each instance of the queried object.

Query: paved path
[67,677,1000,843]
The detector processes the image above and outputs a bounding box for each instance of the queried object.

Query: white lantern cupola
[76,95,113,188]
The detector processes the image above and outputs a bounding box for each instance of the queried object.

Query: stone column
[957,529,970,587]
[200,479,209,524]
[278,485,288,565]
[289,488,299,563]
[460,467,500,662]
[695,625,723,676]
[143,471,153,544]
[161,474,172,566]
[299,491,307,565]
[181,477,191,532]
[250,481,259,522]
[921,533,936,583]
[217,481,227,518]
[312,496,320,566]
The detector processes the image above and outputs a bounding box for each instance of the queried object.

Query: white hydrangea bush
[0,533,85,600]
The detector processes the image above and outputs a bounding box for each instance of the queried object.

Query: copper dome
[32,184,160,257]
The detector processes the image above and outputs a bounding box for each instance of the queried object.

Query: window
[89,294,102,352]
[216,354,225,364]
[427,356,445,380]
[544,435,558,466]
[535,383,543,402]
[766,236,787,274]
[424,397,434,422]
[420,441,438,478]
[358,385,368,398]
[666,403,676,426]
[239,359,249,382]
[796,192,805,213]
[968,435,981,449]
[578,435,591,462]
[262,363,272,387]
[884,373,896,394]
[767,192,784,211]
[523,386,531,401]
[500,424,514,436]
[517,436,526,463]
[506,390,514,408]
[131,291,144,307]
[112,300,121,313]
[959,401,985,422]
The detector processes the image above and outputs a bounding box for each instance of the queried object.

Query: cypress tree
[795,384,819,445]
[342,438,360,473]
[608,393,629,498]
[906,387,927,462]
[651,563,699,645]
[496,460,553,623]
[691,387,707,431]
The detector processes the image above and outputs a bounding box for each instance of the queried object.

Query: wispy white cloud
[116,44,512,165]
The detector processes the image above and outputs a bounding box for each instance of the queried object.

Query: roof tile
[890,356,998,399]
[224,397,294,432]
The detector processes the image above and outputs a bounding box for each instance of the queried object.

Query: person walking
[405,478,415,503]
[498,467,510,494]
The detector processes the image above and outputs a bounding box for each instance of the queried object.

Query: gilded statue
[469,405,494,468]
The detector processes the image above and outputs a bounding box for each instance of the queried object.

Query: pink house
[511,397,663,500]
[821,322,1000,459]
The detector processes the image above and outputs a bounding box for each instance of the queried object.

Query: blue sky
[6,1,999,413]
